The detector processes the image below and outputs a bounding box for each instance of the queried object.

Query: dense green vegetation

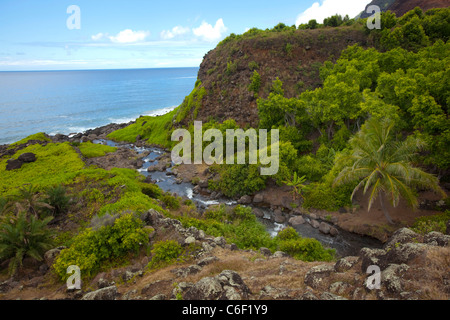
[78,141,117,158]
[7,132,51,149]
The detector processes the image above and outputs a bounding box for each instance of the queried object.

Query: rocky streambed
[91,138,383,257]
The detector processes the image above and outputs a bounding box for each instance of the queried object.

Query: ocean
[0,67,199,145]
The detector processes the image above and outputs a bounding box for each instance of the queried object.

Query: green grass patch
[7,132,52,149]
[107,109,177,148]
[78,141,117,158]
[0,143,85,196]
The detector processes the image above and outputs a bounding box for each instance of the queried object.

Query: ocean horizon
[0,67,199,145]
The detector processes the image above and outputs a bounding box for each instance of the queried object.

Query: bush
[0,212,54,276]
[148,240,183,268]
[53,213,150,281]
[160,192,181,210]
[248,70,261,95]
[411,211,450,234]
[45,184,71,216]
[140,183,162,199]
[78,141,117,158]
[278,237,335,262]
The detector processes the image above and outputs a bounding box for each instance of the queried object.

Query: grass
[78,141,117,158]
[0,142,85,196]
[107,109,177,148]
[7,132,51,149]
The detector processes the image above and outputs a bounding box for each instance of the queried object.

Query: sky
[0,0,372,71]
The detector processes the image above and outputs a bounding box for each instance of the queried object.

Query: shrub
[160,192,181,210]
[148,240,183,268]
[78,141,117,158]
[140,183,162,199]
[0,212,54,276]
[411,211,450,234]
[53,213,150,281]
[275,227,299,241]
[278,237,335,262]
[248,70,261,95]
[8,132,51,149]
[44,184,71,216]
[248,61,259,71]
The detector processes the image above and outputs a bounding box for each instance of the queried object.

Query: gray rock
[289,216,305,227]
[174,265,202,278]
[44,248,61,267]
[81,286,118,300]
[213,236,226,248]
[198,180,209,188]
[383,243,429,267]
[301,290,319,300]
[383,228,420,251]
[197,256,219,267]
[319,222,331,235]
[149,294,167,300]
[334,256,359,272]
[330,227,339,237]
[320,292,347,300]
[184,236,196,246]
[381,264,410,294]
[253,193,264,203]
[329,282,351,296]
[237,195,252,204]
[359,248,386,272]
[253,208,264,218]
[304,264,334,289]
[259,247,272,256]
[272,251,289,258]
[6,159,23,171]
[423,231,450,247]
[273,210,286,224]
[310,219,320,229]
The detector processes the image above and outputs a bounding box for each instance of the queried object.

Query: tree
[10,184,53,218]
[0,212,54,276]
[333,117,445,224]
[283,172,311,201]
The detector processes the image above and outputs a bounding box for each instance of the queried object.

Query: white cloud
[91,33,105,41]
[108,29,150,44]
[160,26,190,40]
[193,18,227,42]
[295,0,372,25]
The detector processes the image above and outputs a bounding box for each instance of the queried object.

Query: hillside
[360,0,450,18]
[176,26,371,128]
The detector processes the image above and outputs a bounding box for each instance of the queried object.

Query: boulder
[382,242,429,267]
[334,256,359,272]
[319,222,331,235]
[423,231,450,247]
[183,270,250,300]
[289,216,305,227]
[359,248,386,272]
[381,264,410,294]
[44,248,62,267]
[320,292,347,300]
[253,193,264,204]
[330,227,339,237]
[273,210,286,224]
[198,180,209,188]
[304,264,334,289]
[6,159,23,171]
[310,219,320,229]
[253,208,264,218]
[197,256,219,267]
[259,247,272,256]
[173,265,202,278]
[383,228,420,251]
[18,152,36,163]
[237,195,252,205]
[81,286,118,300]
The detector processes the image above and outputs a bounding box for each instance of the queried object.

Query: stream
[94,139,383,257]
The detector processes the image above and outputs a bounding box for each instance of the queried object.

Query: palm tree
[10,184,53,218]
[283,172,311,201]
[333,117,446,224]
[0,212,54,276]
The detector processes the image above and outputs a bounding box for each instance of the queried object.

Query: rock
[18,152,36,163]
[289,216,305,227]
[81,286,118,300]
[202,242,214,253]
[198,180,209,188]
[44,248,61,267]
[184,236,196,246]
[174,265,202,278]
[330,227,339,237]
[273,210,286,224]
[359,248,386,272]
[301,290,319,300]
[334,256,359,272]
[320,292,347,300]
[183,270,250,300]
[329,282,351,296]
[423,231,450,246]
[213,236,226,248]
[253,208,264,218]
[309,213,318,220]
[304,264,334,289]
[272,251,289,258]
[259,286,290,299]
[149,294,167,300]
[383,243,429,267]
[253,193,264,204]
[197,256,219,267]
[310,219,320,229]
[237,195,252,205]
[259,247,272,256]
[319,222,331,235]
[383,228,420,251]
[6,159,23,170]
[381,264,409,294]
[97,278,113,289]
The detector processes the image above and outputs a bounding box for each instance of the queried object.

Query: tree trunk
[379,191,394,225]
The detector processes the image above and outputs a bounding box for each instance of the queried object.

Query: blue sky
[0,0,371,71]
